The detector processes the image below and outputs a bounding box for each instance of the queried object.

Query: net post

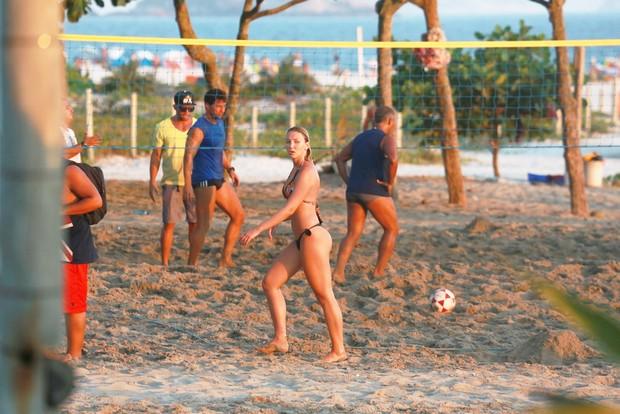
[356,26,364,87]
[325,97,332,149]
[86,88,95,161]
[396,112,403,149]
[361,104,367,130]
[613,77,620,125]
[289,100,296,128]
[555,108,563,137]
[584,98,591,133]
[130,92,138,158]
[251,106,258,147]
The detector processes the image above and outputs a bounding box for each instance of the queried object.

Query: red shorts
[64,263,88,314]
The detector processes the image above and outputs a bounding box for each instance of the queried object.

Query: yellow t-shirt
[152,117,196,186]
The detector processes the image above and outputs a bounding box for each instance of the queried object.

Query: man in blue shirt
[333,105,399,283]
[183,89,245,267]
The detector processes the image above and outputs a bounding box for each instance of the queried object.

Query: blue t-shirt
[347,128,389,196]
[191,116,225,184]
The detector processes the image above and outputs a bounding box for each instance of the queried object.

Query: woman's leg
[188,186,216,265]
[259,241,301,353]
[333,202,367,283]
[301,228,347,362]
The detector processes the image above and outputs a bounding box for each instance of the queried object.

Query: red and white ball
[429,288,456,313]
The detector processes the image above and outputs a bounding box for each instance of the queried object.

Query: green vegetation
[367,21,558,146]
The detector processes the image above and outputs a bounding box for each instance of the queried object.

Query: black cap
[174,90,195,106]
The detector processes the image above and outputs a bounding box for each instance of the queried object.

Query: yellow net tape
[58,33,620,49]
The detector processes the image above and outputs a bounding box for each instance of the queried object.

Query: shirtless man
[333,105,399,283]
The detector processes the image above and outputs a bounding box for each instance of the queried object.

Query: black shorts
[346,192,386,209]
[193,178,224,190]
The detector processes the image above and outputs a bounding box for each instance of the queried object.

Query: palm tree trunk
[549,2,588,216]
[224,19,250,151]
[420,0,466,206]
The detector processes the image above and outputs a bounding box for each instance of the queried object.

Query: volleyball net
[60,33,620,163]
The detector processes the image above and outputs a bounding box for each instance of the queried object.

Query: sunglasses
[177,105,195,113]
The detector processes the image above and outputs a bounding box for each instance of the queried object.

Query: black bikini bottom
[295,223,322,250]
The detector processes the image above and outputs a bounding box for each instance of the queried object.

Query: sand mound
[464,216,496,234]
[506,330,596,364]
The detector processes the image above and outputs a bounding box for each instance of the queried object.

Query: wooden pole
[130,92,138,158]
[555,108,563,137]
[361,104,367,130]
[613,77,620,125]
[584,98,592,133]
[573,46,585,137]
[396,112,403,149]
[324,97,332,149]
[356,26,364,87]
[251,106,258,147]
[289,100,296,128]
[85,88,95,161]
[1,0,64,411]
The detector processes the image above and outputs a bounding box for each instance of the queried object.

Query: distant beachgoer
[183,89,245,267]
[62,99,102,162]
[149,90,197,266]
[333,105,399,283]
[62,162,102,362]
[240,126,346,363]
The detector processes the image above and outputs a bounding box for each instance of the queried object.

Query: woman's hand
[240,227,262,246]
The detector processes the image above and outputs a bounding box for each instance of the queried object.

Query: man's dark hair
[374,105,396,125]
[204,88,227,105]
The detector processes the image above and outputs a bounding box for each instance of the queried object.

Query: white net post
[130,92,138,158]
[396,112,403,148]
[325,97,332,149]
[289,100,296,128]
[356,26,364,87]
[555,108,563,137]
[361,104,367,130]
[86,88,95,161]
[613,77,620,125]
[251,106,258,147]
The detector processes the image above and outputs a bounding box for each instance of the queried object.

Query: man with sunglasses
[149,90,197,266]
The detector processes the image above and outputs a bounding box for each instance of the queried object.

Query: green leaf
[533,279,620,363]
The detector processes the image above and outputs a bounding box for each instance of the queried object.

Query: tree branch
[529,0,550,8]
[253,0,308,20]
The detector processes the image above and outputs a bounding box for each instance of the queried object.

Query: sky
[94,0,620,17]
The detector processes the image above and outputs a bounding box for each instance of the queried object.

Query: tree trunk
[549,2,588,216]
[224,18,250,151]
[420,0,466,206]
[1,0,65,410]
[173,0,226,91]
[377,5,395,106]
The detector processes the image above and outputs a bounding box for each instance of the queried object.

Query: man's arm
[64,165,102,215]
[222,151,239,187]
[63,134,102,160]
[379,133,398,193]
[149,147,162,202]
[183,128,202,201]
[335,141,353,185]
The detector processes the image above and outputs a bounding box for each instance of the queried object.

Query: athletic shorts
[64,263,88,314]
[193,179,224,190]
[162,185,197,224]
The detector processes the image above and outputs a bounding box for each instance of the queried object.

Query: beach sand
[60,174,620,413]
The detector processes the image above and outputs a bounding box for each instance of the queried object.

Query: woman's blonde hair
[286,126,312,160]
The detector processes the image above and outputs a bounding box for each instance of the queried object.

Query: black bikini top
[282,167,323,223]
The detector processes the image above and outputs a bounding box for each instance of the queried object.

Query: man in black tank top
[333,105,399,284]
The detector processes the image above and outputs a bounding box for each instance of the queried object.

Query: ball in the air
[429,288,456,313]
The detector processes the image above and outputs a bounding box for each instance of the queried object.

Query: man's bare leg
[366,197,399,276]
[333,202,366,284]
[215,183,245,267]
[65,312,86,360]
[188,186,216,265]
[160,223,176,266]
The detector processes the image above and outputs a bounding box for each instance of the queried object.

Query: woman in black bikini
[240,126,346,363]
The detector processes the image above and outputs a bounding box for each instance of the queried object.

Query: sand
[60,174,620,413]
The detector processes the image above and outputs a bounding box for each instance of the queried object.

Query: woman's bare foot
[321,351,347,363]
[332,271,345,285]
[257,340,289,354]
[218,257,235,268]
